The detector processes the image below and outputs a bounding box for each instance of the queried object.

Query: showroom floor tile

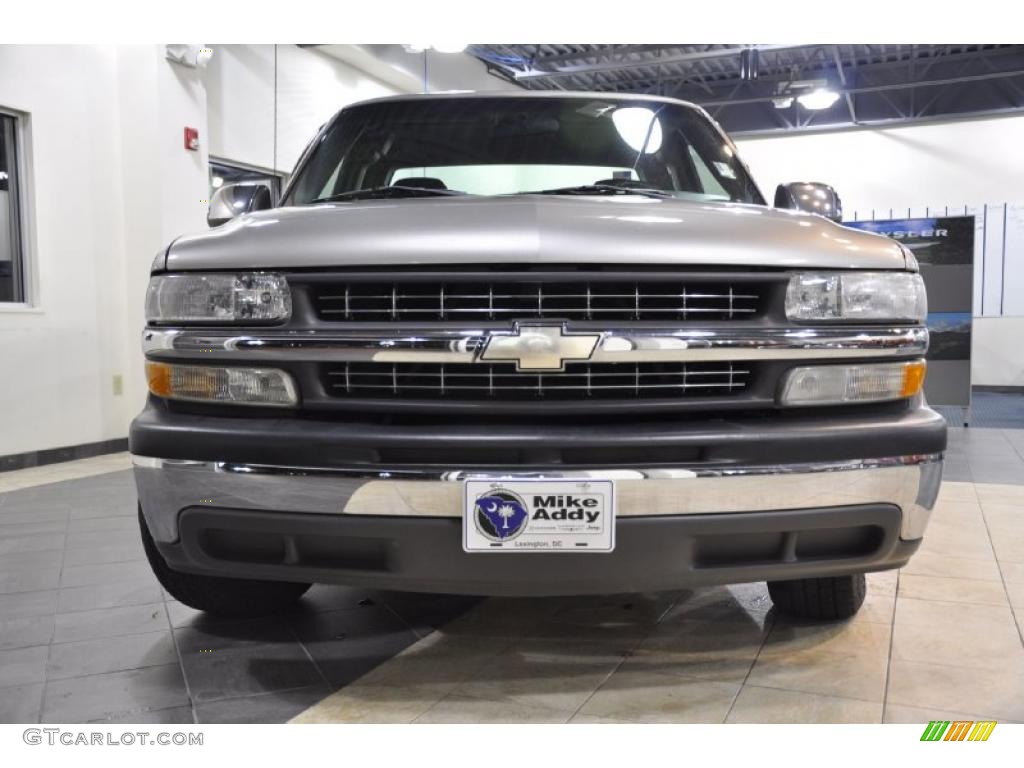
[0,466,478,723]
[2,421,1024,724]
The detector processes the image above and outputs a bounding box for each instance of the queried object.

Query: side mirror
[208,182,272,227]
[774,182,843,223]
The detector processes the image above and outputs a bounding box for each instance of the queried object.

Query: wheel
[767,574,866,620]
[138,507,311,617]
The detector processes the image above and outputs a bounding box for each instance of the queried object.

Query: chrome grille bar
[322,307,759,315]
[314,280,764,322]
[317,292,761,300]
[323,362,751,401]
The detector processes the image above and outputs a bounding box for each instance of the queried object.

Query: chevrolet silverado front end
[131,93,945,619]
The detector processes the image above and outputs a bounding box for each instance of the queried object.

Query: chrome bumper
[133,453,942,544]
[141,325,929,365]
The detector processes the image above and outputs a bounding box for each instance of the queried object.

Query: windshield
[284,96,764,205]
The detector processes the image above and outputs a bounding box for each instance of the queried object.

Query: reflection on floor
[0,421,1023,723]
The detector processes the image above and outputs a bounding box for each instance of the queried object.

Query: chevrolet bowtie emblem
[480,324,601,371]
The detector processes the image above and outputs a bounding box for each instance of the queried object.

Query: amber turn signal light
[145,361,173,398]
[900,360,927,398]
[780,359,927,406]
[144,361,298,407]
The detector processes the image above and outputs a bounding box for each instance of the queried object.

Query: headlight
[779,360,926,406]
[146,362,298,407]
[145,273,291,324]
[785,272,926,322]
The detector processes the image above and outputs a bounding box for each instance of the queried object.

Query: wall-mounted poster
[845,216,974,409]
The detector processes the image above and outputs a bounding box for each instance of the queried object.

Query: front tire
[139,507,311,617]
[767,574,866,620]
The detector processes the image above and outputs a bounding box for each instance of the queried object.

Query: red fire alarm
[184,127,199,151]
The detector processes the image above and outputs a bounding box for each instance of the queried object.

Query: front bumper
[132,400,944,595]
[152,503,922,596]
[134,453,943,542]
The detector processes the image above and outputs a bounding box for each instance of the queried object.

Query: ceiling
[469,44,1024,134]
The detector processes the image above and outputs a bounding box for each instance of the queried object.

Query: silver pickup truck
[132,92,945,620]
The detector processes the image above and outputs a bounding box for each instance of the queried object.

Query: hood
[163,196,907,271]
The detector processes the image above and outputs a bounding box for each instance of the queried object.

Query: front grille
[313,280,763,322]
[322,362,750,401]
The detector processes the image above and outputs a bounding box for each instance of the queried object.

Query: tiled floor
[0,462,477,723]
[939,426,1024,483]
[0,452,134,493]
[2,419,1023,724]
[934,391,1024,430]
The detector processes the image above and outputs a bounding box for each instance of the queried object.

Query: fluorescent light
[797,89,840,110]
[612,107,663,154]
[406,43,467,54]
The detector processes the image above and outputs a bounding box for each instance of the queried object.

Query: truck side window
[687,146,731,200]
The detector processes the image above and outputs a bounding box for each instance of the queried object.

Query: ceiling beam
[831,45,858,124]
[471,44,1024,132]
[562,44,1024,95]
[527,44,681,67]
[730,104,1024,137]
[697,69,1024,108]
[511,44,808,80]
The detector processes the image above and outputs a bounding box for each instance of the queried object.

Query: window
[687,146,731,201]
[284,96,764,206]
[209,159,284,205]
[0,111,25,303]
[390,164,636,196]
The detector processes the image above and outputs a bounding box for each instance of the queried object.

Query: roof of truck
[340,90,703,112]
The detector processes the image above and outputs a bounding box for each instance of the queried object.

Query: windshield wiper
[521,183,672,199]
[310,185,465,204]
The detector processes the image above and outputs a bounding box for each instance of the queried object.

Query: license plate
[463,479,615,553]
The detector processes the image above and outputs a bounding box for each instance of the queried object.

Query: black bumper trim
[155,504,918,597]
[130,400,947,469]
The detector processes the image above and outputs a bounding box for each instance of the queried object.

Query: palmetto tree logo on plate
[474,489,529,542]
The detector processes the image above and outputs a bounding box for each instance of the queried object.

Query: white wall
[736,114,1024,386]
[205,45,277,172]
[973,317,1024,388]
[735,113,1024,216]
[0,45,209,456]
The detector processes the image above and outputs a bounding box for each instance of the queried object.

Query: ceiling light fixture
[404,43,467,54]
[432,43,468,54]
[612,107,663,154]
[797,89,841,111]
